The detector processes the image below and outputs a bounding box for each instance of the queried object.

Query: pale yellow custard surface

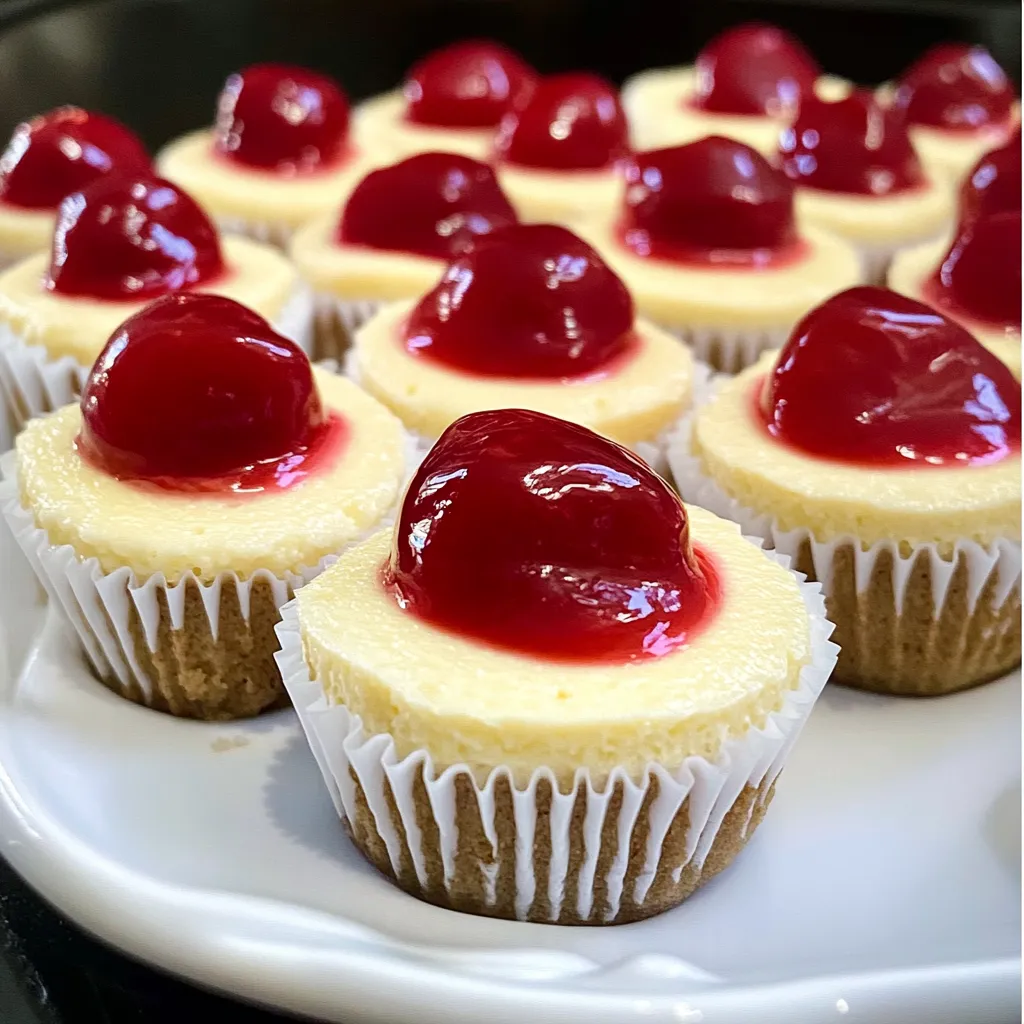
[577,220,862,330]
[15,369,407,581]
[297,507,812,786]
[888,236,1022,378]
[0,203,54,265]
[691,352,1021,549]
[794,179,953,247]
[621,67,849,154]
[0,236,299,366]
[910,123,1017,185]
[354,301,694,444]
[289,215,445,303]
[354,91,495,162]
[156,130,384,230]
[495,163,623,225]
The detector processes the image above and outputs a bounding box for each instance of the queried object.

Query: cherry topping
[894,44,1015,132]
[761,286,1020,467]
[337,152,518,260]
[691,22,820,118]
[0,107,150,210]
[404,223,635,378]
[214,63,350,173]
[925,211,1022,330]
[778,91,925,196]
[47,174,225,301]
[494,73,629,171]
[404,40,536,129]
[621,137,799,265]
[959,132,1021,228]
[385,409,719,662]
[78,293,339,491]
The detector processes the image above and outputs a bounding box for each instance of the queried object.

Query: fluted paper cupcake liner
[0,445,409,719]
[0,283,315,452]
[215,214,295,251]
[274,553,838,924]
[664,324,790,375]
[668,416,1022,695]
[343,349,714,479]
[311,293,384,364]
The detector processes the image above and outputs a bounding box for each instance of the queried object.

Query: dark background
[0,0,1020,1021]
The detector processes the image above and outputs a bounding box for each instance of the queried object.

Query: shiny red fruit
[404,223,635,378]
[894,44,1015,131]
[495,73,629,171]
[78,293,337,490]
[761,286,1020,466]
[621,137,798,264]
[404,40,536,129]
[778,91,925,195]
[385,408,720,661]
[214,63,350,173]
[692,22,820,118]
[959,133,1021,227]
[337,152,518,260]
[0,107,149,210]
[926,211,1022,330]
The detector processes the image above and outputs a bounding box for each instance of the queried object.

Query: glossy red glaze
[691,22,820,118]
[337,152,518,259]
[0,107,149,210]
[494,73,629,171]
[620,137,800,266]
[894,44,1015,132]
[78,293,340,491]
[404,40,536,129]
[959,133,1022,227]
[404,223,635,377]
[214,63,350,173]
[47,175,225,301]
[925,211,1022,330]
[761,286,1020,466]
[778,91,925,195]
[385,409,720,662]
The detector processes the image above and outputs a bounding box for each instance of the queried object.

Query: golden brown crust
[343,770,774,925]
[793,541,1021,696]
[85,577,290,720]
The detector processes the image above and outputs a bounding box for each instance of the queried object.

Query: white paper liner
[274,544,838,923]
[216,214,295,250]
[667,414,1022,617]
[0,282,315,452]
[664,324,790,375]
[0,429,417,701]
[343,348,714,479]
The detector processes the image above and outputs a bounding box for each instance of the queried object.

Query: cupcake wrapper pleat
[214,214,295,250]
[668,415,1023,695]
[311,294,383,364]
[0,452,404,719]
[274,551,839,924]
[663,324,790,375]
[0,283,315,452]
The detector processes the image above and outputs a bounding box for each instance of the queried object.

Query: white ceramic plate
[0,527,1020,1024]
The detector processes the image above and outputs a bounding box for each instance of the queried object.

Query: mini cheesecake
[889,44,1018,184]
[0,173,311,447]
[777,90,953,283]
[889,211,1021,377]
[350,223,694,466]
[577,136,863,371]
[355,40,536,162]
[671,286,1020,696]
[280,408,837,922]
[492,73,631,225]
[289,151,518,359]
[0,107,150,268]
[158,63,378,246]
[623,22,849,155]
[2,293,407,720]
